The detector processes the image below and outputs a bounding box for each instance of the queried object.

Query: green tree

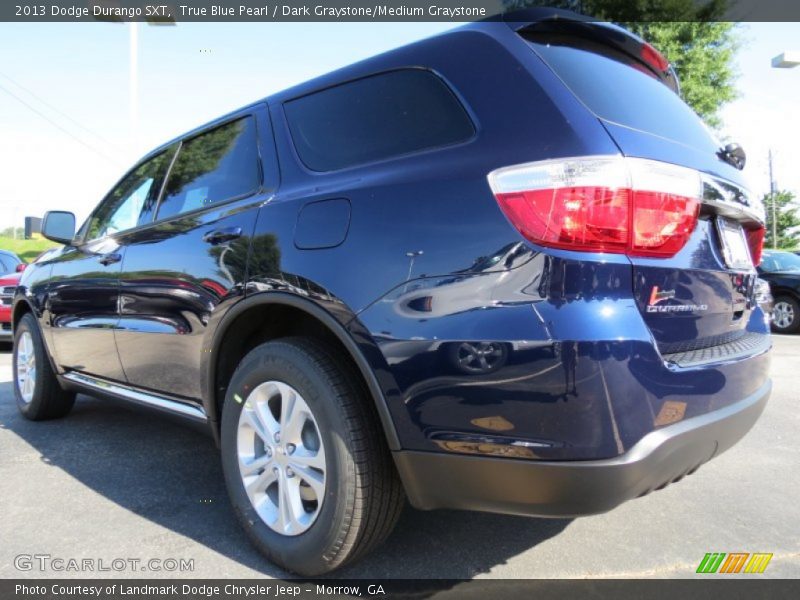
[1,226,24,238]
[764,189,800,250]
[503,0,740,128]
[622,21,739,128]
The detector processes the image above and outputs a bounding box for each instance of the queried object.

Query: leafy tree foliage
[764,189,800,250]
[622,20,739,128]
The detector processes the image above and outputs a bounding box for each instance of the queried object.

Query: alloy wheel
[15,331,36,404]
[456,342,505,374]
[773,301,795,330]
[236,381,326,536]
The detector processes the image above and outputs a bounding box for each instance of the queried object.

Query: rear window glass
[156,116,260,221]
[1,253,21,269]
[284,69,474,171]
[524,32,719,153]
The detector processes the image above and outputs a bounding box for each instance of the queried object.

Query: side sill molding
[62,372,208,423]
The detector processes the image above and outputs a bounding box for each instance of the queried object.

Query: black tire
[13,312,75,420]
[771,295,800,334]
[220,337,404,575]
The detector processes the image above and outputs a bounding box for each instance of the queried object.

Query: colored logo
[649,286,676,305]
[646,286,708,313]
[696,552,773,574]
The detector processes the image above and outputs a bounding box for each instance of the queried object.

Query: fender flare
[11,296,35,329]
[202,291,401,450]
[770,287,800,303]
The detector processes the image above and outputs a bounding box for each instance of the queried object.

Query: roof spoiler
[497,8,681,95]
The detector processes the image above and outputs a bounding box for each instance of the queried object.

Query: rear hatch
[519,20,767,360]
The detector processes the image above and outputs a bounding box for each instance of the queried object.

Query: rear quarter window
[284,69,475,172]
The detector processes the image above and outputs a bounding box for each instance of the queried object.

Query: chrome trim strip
[62,372,207,422]
[701,174,765,225]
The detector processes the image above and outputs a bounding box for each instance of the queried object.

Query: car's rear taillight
[745,225,766,266]
[488,156,702,258]
[641,41,670,73]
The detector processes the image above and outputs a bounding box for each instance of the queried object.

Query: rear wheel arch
[205,292,401,450]
[767,286,800,312]
[772,287,800,302]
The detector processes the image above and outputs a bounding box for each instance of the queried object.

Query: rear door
[113,106,278,400]
[523,24,766,358]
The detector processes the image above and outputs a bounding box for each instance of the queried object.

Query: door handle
[203,227,243,245]
[97,253,122,266]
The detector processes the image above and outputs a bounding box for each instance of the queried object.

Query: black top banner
[3,0,800,22]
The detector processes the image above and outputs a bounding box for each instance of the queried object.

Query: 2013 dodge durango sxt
[11,10,771,575]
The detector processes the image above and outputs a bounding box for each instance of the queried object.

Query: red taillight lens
[641,42,670,72]
[489,157,702,258]
[495,187,629,253]
[745,225,766,266]
[631,190,699,257]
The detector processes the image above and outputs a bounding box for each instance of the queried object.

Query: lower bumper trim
[393,380,770,517]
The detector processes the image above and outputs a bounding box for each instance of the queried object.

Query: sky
[0,21,798,231]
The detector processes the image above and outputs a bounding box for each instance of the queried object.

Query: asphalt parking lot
[0,336,798,580]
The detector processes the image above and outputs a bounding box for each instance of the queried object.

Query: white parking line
[0,366,12,383]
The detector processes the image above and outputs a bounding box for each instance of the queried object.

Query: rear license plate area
[715,217,752,271]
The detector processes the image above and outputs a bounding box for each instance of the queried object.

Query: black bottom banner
[3,579,799,600]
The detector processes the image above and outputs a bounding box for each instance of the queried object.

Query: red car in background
[1,247,57,342]
[0,271,22,341]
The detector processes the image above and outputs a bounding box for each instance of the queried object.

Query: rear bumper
[393,379,770,517]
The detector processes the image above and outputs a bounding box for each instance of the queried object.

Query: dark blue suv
[11,11,770,575]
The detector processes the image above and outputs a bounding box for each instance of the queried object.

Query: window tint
[284,69,474,171]
[525,32,719,153]
[156,117,260,221]
[85,147,176,241]
[0,258,8,273]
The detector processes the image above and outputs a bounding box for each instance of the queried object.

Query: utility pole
[125,18,175,154]
[129,22,138,152]
[768,149,777,249]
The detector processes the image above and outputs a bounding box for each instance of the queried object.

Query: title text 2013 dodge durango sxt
[12,10,770,575]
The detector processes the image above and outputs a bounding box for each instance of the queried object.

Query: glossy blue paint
[294,198,351,249]
[14,15,770,470]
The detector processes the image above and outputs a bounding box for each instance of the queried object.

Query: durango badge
[647,286,708,313]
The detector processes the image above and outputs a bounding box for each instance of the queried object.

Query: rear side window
[524,32,719,153]
[156,116,260,221]
[284,69,474,171]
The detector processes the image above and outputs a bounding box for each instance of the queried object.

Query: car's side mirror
[42,211,76,244]
[15,263,26,273]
